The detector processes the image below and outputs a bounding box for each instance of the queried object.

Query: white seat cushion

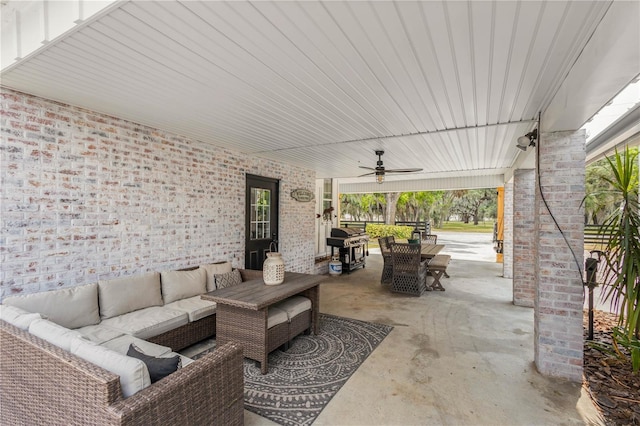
[102,334,172,357]
[99,272,163,320]
[73,324,124,345]
[200,262,233,292]
[267,307,288,329]
[164,296,216,322]
[0,305,42,330]
[70,337,150,398]
[100,306,189,340]
[160,268,206,304]
[3,283,100,329]
[28,319,82,352]
[273,296,311,321]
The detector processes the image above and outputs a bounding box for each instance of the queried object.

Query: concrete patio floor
[246,233,604,425]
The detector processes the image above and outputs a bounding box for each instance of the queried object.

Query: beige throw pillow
[214,269,243,289]
[98,272,163,319]
[160,268,206,304]
[200,262,232,291]
[3,283,100,329]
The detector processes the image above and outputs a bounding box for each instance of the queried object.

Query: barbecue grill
[326,227,369,273]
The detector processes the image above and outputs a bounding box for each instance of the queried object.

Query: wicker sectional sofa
[0,262,260,425]
[1,320,244,425]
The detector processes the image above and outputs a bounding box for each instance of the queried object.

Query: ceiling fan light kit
[359,150,423,184]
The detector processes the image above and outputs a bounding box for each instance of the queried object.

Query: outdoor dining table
[201,271,325,374]
[420,243,444,259]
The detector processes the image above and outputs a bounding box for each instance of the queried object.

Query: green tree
[451,189,494,225]
[384,193,399,224]
[589,147,640,372]
[585,147,638,225]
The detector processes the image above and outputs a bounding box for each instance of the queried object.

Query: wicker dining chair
[378,237,393,285]
[390,243,429,296]
[423,234,438,244]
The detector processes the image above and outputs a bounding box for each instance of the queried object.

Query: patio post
[513,169,536,307]
[533,130,585,382]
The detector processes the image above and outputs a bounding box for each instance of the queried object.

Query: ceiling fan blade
[358,166,376,171]
[385,168,423,174]
[357,171,376,177]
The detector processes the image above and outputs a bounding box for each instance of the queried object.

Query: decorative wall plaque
[290,188,314,202]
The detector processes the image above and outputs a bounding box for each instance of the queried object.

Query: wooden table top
[201,271,326,310]
[421,244,444,258]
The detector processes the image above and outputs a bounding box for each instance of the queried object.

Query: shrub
[365,224,413,239]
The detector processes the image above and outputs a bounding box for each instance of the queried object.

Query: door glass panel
[251,188,271,240]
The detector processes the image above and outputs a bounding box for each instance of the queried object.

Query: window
[322,179,332,220]
[250,188,270,239]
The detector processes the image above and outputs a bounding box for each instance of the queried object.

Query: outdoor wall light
[516,129,537,151]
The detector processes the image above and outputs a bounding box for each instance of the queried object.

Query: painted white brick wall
[503,178,513,279]
[513,169,535,307]
[534,130,585,382]
[0,89,316,300]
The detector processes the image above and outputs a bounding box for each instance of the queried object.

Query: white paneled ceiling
[1,0,638,188]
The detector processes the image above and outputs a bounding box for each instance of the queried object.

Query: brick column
[512,169,536,307]
[503,179,514,279]
[534,130,585,382]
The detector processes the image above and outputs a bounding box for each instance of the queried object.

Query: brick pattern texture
[503,179,513,279]
[0,89,315,300]
[534,130,585,382]
[513,169,535,307]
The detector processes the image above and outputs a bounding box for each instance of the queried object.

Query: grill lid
[331,227,365,238]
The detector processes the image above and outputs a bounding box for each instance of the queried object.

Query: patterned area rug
[192,313,393,426]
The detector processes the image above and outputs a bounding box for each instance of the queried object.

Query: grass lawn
[366,221,493,248]
[433,221,494,233]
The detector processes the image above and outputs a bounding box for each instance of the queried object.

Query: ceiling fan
[358,150,423,184]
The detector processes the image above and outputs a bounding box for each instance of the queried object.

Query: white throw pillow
[160,268,206,304]
[70,337,151,398]
[29,319,82,352]
[98,272,163,319]
[3,283,100,329]
[0,305,42,330]
[200,262,232,291]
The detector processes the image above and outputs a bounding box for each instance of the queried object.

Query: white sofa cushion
[98,272,163,320]
[200,262,232,291]
[0,305,42,330]
[273,296,312,321]
[160,268,206,304]
[164,296,216,322]
[70,337,150,398]
[74,324,124,345]
[99,306,189,340]
[3,283,100,329]
[102,334,173,357]
[104,337,188,383]
[267,307,288,329]
[29,319,82,352]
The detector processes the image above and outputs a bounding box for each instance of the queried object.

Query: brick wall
[0,88,316,301]
[503,179,513,279]
[534,130,585,382]
[513,169,535,307]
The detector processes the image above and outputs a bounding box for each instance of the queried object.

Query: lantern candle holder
[263,243,285,285]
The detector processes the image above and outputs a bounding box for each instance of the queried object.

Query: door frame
[245,174,280,270]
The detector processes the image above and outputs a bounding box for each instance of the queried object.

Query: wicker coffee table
[202,272,325,374]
